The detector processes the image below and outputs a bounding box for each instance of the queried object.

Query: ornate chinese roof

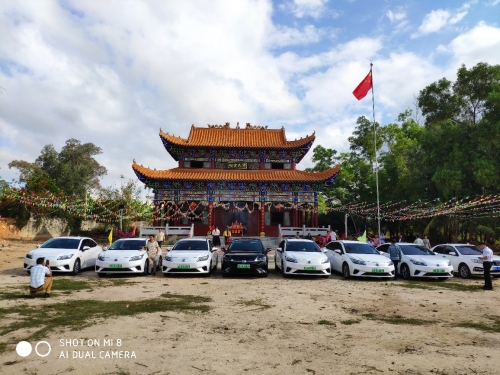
[132,161,340,183]
[160,123,315,149]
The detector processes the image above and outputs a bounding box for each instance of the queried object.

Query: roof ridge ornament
[245,123,268,130]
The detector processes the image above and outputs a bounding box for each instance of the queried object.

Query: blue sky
[1,0,499,193]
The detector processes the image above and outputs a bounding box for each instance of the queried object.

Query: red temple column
[260,202,265,235]
[313,201,318,227]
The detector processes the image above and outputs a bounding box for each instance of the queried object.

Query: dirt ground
[0,239,499,375]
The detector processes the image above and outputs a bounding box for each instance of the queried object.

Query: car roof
[231,238,263,242]
[285,239,314,242]
[330,240,362,244]
[116,238,146,241]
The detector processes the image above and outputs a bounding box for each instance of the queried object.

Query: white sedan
[323,240,395,279]
[162,238,218,276]
[432,243,500,278]
[95,238,162,277]
[377,243,454,280]
[275,239,331,278]
[24,236,102,275]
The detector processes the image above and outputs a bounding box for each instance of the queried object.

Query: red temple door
[248,208,259,236]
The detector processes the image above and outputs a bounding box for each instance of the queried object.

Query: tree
[9,138,107,198]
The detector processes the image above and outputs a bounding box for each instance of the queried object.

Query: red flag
[352,69,372,100]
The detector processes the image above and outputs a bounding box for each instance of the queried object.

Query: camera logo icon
[16,341,51,357]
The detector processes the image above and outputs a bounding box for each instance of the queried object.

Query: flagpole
[370,62,381,239]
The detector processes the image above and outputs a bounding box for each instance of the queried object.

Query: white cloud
[269,24,325,47]
[411,7,468,38]
[387,10,406,23]
[289,0,329,19]
[438,22,500,68]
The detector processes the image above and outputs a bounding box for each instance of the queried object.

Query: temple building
[132,122,340,237]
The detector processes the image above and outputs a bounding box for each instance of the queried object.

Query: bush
[113,230,135,239]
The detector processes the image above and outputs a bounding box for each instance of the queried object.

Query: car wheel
[97,273,106,278]
[458,263,471,279]
[72,259,81,275]
[143,259,149,276]
[342,263,350,279]
[400,264,411,280]
[157,256,162,271]
[212,258,218,271]
[27,270,31,276]
[281,261,287,278]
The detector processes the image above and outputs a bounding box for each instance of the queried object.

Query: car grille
[363,272,393,276]
[290,269,324,274]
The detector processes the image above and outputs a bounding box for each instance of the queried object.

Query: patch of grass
[306,369,316,374]
[0,342,8,355]
[0,292,211,342]
[318,319,335,325]
[292,359,302,365]
[362,313,433,326]
[396,280,482,292]
[340,319,361,325]
[454,315,500,333]
[0,277,136,300]
[236,298,273,311]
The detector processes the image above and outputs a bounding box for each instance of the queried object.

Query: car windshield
[456,245,482,255]
[286,241,321,252]
[172,241,208,251]
[40,238,80,249]
[108,240,146,250]
[344,243,378,254]
[401,245,435,256]
[227,241,264,252]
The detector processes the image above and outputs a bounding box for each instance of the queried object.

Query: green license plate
[372,269,384,273]
[303,266,316,270]
[433,269,445,273]
[237,264,251,269]
[177,265,190,269]
[109,264,122,269]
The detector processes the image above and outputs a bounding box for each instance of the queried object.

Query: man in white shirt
[156,228,165,248]
[331,230,337,241]
[478,242,494,290]
[29,257,53,298]
[414,235,424,246]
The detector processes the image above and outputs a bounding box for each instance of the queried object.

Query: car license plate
[237,264,250,269]
[304,266,316,270]
[109,264,122,269]
[372,269,384,273]
[177,265,190,269]
[492,266,500,271]
[433,269,445,273]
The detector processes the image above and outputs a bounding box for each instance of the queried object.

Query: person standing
[372,234,381,247]
[414,235,424,246]
[145,235,160,276]
[223,226,232,243]
[156,228,165,248]
[423,235,431,249]
[379,233,386,244]
[331,230,337,241]
[29,257,53,298]
[212,226,221,247]
[388,238,402,280]
[478,242,494,290]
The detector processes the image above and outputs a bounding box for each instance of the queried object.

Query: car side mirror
[103,246,108,251]
[82,246,90,251]
[334,249,341,254]
[211,247,218,252]
[448,251,456,256]
[322,249,328,253]
[276,247,282,252]
[266,248,272,253]
[36,244,41,248]
[166,246,172,251]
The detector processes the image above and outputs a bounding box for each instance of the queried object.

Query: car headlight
[26,253,33,259]
[165,256,173,262]
[57,254,74,260]
[129,254,144,261]
[409,258,427,266]
[321,257,329,264]
[255,255,266,262]
[285,255,297,263]
[97,254,105,261]
[388,261,394,266]
[197,255,209,262]
[348,257,366,265]
[471,258,481,263]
